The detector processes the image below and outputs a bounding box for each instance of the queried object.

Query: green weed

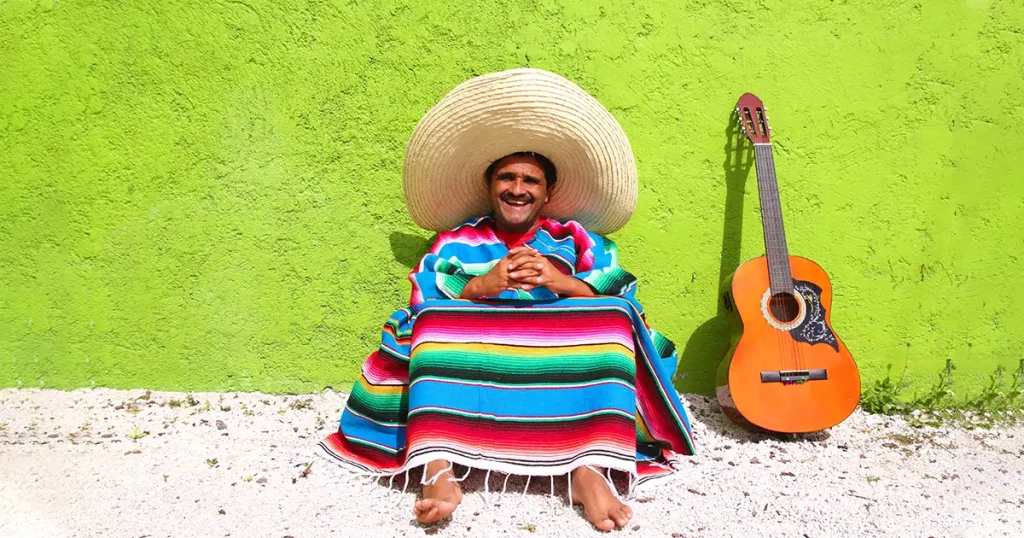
[289,398,313,411]
[862,355,1024,428]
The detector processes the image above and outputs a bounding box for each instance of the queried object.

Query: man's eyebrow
[496,171,543,183]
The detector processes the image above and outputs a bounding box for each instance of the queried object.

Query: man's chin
[496,212,539,231]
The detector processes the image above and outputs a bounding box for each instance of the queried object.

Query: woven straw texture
[402,68,638,234]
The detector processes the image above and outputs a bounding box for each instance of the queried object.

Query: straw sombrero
[402,68,638,235]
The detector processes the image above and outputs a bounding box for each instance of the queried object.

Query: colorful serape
[320,216,696,487]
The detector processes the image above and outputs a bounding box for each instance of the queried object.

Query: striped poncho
[321,216,696,487]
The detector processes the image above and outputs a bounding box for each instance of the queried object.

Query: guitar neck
[753,143,794,293]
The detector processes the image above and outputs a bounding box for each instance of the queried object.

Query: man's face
[488,154,549,233]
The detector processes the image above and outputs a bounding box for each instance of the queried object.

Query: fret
[753,144,793,294]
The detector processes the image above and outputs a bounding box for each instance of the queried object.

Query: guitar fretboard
[753,143,793,294]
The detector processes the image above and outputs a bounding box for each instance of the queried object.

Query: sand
[1,388,1021,537]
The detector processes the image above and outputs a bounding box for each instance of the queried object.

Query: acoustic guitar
[716,93,861,433]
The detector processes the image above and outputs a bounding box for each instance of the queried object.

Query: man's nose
[509,178,528,195]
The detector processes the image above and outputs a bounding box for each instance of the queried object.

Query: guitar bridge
[760,369,828,385]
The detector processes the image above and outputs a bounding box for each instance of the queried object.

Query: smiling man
[320,69,696,531]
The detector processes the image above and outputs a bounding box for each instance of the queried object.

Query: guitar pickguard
[790,280,839,352]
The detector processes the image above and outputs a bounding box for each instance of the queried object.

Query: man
[321,69,695,531]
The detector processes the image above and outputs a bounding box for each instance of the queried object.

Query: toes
[417,508,441,524]
[595,518,615,532]
[413,499,435,519]
[612,507,631,527]
[436,501,457,518]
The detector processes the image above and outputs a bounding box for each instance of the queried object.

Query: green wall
[2,0,1022,396]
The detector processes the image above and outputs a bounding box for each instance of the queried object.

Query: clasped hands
[460,246,594,299]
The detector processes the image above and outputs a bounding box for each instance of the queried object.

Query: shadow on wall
[389,231,434,269]
[675,112,754,396]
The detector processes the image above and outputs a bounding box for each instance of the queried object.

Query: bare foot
[413,460,463,525]
[569,466,632,531]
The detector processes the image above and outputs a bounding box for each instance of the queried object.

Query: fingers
[508,266,542,280]
[506,246,536,260]
[508,255,545,272]
[507,246,541,264]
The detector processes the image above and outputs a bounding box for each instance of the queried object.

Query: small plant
[519,523,536,533]
[887,433,919,445]
[866,476,880,483]
[243,409,254,417]
[0,422,8,432]
[243,475,254,482]
[277,407,287,415]
[861,343,912,415]
[913,358,956,411]
[125,401,142,415]
[861,364,911,415]
[186,394,200,407]
[127,427,147,441]
[163,474,169,482]
[220,404,232,412]
[168,399,183,408]
[862,351,1023,428]
[206,458,219,468]
[289,399,313,411]
[299,462,313,479]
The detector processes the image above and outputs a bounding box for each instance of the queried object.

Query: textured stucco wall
[2,0,1022,395]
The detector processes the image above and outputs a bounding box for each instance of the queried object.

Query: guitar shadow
[675,113,753,399]
[674,113,834,445]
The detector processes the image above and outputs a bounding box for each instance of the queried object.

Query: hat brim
[403,68,638,235]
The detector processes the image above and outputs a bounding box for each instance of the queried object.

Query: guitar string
[753,141,791,373]
[758,142,801,374]
[765,143,803,374]
[766,144,806,374]
[774,146,805,373]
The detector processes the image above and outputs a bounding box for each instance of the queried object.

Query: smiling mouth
[501,197,533,208]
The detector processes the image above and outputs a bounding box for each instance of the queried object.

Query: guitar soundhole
[768,293,800,323]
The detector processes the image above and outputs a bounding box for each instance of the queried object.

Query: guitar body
[716,255,860,433]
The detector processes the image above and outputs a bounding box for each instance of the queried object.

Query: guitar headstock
[735,93,771,144]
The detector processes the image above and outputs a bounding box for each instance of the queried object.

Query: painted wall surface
[2,0,1022,396]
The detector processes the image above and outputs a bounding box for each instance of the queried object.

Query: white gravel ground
[1,388,1022,538]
